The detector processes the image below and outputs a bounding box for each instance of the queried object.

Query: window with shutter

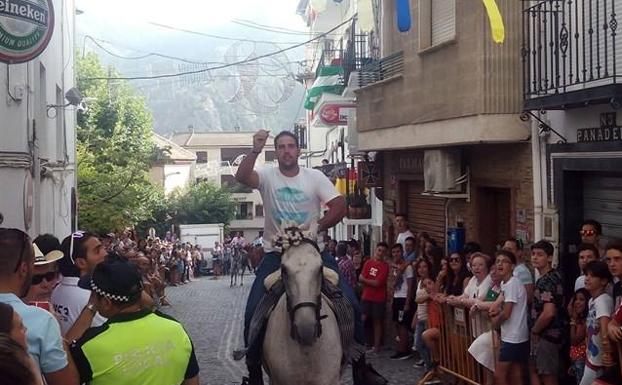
[418,0,456,51]
[431,0,455,46]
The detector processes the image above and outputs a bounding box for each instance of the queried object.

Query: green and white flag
[304,66,345,110]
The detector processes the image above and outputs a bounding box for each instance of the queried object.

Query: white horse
[262,240,343,385]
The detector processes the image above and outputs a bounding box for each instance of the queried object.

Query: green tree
[76,53,162,234]
[170,181,236,225]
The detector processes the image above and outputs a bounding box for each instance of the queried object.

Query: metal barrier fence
[418,304,494,385]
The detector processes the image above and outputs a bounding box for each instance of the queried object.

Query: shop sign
[0,0,54,64]
[394,151,424,174]
[577,112,622,143]
[318,103,355,126]
[358,161,381,188]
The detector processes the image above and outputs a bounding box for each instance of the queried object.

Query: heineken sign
[0,0,54,64]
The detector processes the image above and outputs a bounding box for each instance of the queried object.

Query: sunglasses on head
[0,228,30,272]
[31,271,58,285]
[69,231,86,265]
[580,229,596,236]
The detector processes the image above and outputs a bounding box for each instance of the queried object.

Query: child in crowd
[421,277,442,372]
[580,260,613,385]
[568,288,589,385]
[413,258,434,368]
[359,242,390,354]
[490,250,529,385]
[574,243,600,291]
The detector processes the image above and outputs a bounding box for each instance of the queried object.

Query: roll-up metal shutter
[583,174,622,241]
[432,0,456,46]
[407,182,447,247]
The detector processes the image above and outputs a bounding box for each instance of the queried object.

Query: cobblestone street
[165,276,425,385]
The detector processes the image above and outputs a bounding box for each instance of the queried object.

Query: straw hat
[33,243,64,266]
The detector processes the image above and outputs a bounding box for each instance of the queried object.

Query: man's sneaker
[389,352,412,360]
[413,358,425,367]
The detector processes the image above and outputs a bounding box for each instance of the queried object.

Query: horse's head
[280,236,323,346]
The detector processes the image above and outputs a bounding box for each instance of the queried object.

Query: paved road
[165,275,424,385]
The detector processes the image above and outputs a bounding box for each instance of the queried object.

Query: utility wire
[82,35,302,69]
[81,17,352,82]
[147,21,307,45]
[234,19,311,33]
[231,20,312,36]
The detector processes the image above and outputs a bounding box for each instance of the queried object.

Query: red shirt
[361,258,389,303]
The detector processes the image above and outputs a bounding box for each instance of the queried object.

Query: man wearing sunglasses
[22,243,63,307]
[51,231,107,336]
[580,219,605,258]
[0,228,79,385]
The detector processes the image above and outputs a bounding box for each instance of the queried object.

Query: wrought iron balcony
[342,19,374,86]
[522,0,622,110]
[357,51,404,88]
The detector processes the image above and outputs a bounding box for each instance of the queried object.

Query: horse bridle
[280,237,327,342]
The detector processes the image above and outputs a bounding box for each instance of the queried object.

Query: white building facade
[0,0,77,239]
[524,1,622,287]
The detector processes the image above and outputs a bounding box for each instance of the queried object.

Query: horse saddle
[234,270,362,369]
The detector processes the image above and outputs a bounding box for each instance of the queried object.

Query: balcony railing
[357,51,404,88]
[343,19,374,85]
[522,0,622,110]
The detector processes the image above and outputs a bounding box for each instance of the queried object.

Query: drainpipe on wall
[531,117,544,242]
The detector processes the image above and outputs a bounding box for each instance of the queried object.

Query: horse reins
[280,234,327,342]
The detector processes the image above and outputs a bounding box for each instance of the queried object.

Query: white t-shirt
[500,276,529,343]
[586,292,613,368]
[394,265,414,298]
[574,275,586,292]
[512,263,534,286]
[51,277,107,336]
[396,230,415,248]
[415,280,428,321]
[256,166,340,252]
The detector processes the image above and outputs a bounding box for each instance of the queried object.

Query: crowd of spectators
[0,227,201,385]
[330,215,622,385]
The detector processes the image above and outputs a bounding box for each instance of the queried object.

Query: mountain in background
[77,21,308,135]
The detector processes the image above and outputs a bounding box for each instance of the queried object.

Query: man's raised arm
[235,129,269,189]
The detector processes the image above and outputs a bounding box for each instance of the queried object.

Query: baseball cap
[90,260,143,303]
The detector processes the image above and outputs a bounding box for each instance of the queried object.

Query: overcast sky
[75,0,307,36]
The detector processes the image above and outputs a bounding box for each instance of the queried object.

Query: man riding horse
[235,130,385,385]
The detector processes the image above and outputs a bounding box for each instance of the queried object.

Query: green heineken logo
[0,0,54,64]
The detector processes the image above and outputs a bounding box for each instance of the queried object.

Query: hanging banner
[395,0,411,32]
[482,0,505,44]
[0,0,55,63]
[358,0,374,32]
[310,0,328,13]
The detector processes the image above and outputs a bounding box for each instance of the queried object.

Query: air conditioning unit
[424,149,462,193]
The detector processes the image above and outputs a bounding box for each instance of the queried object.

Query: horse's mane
[272,222,320,254]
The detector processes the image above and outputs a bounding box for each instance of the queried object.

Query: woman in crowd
[413,258,435,369]
[440,251,472,300]
[0,303,43,385]
[447,252,492,309]
[467,262,504,385]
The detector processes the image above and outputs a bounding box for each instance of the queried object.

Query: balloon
[395,0,411,32]
[482,0,505,44]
